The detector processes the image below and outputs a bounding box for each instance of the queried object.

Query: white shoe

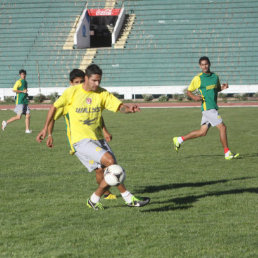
[2,120,7,131]
[25,130,32,134]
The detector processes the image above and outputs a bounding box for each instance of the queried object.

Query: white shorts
[14,104,30,115]
[73,138,116,172]
[201,109,223,127]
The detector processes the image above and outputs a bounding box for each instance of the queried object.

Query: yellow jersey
[54,84,122,145]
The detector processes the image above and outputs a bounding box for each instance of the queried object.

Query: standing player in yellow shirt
[37,64,150,210]
[47,68,116,200]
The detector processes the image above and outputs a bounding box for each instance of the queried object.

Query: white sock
[225,150,231,157]
[90,193,100,204]
[121,191,133,204]
[178,137,184,144]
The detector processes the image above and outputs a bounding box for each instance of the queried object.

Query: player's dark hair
[19,69,26,75]
[85,64,102,78]
[199,56,210,65]
[69,69,85,82]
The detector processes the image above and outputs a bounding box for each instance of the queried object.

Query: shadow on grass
[142,205,193,212]
[240,153,258,158]
[185,154,224,158]
[184,152,258,159]
[141,187,258,213]
[170,187,258,205]
[135,177,254,194]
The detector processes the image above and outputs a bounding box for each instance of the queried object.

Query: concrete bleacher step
[0,0,258,94]
[114,14,136,49]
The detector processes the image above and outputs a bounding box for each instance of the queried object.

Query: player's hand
[119,104,141,113]
[129,104,140,113]
[36,128,47,143]
[46,135,54,148]
[192,95,202,101]
[23,89,28,93]
[221,83,229,90]
[103,131,112,142]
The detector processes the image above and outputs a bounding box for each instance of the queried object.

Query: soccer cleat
[104,193,117,200]
[25,130,32,134]
[173,137,180,152]
[2,120,7,131]
[225,152,240,160]
[86,198,104,210]
[127,196,150,207]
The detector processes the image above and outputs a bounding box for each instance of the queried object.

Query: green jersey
[188,72,221,111]
[13,79,28,105]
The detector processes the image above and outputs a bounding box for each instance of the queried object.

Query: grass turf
[0,107,258,257]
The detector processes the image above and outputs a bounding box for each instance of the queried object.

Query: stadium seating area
[0,0,86,89]
[94,0,258,87]
[0,0,258,94]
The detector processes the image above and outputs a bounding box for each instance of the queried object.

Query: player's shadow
[240,153,258,158]
[135,177,253,194]
[142,205,193,212]
[184,152,258,159]
[142,187,258,213]
[186,154,223,158]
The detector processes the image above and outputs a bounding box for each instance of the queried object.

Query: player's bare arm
[36,105,57,143]
[13,89,27,93]
[187,90,202,101]
[46,119,55,148]
[101,117,112,142]
[221,83,229,91]
[119,104,140,113]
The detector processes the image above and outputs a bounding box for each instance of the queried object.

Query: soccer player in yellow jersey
[46,69,116,200]
[37,64,150,210]
[173,57,239,160]
[2,69,32,133]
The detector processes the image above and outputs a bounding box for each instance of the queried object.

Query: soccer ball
[104,164,126,186]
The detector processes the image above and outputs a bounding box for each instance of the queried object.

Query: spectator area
[0,0,258,99]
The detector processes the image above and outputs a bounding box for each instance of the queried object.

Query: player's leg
[7,114,22,123]
[173,124,209,152]
[25,114,31,133]
[173,110,211,152]
[182,124,209,140]
[116,183,150,207]
[100,152,150,207]
[86,145,150,210]
[2,104,25,131]
[95,167,116,199]
[90,151,117,201]
[87,151,115,209]
[216,122,239,160]
[73,139,116,209]
[217,122,228,148]
[25,105,32,133]
[2,113,22,131]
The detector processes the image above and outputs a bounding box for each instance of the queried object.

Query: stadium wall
[1,85,258,101]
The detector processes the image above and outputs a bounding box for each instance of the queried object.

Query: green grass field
[0,107,258,257]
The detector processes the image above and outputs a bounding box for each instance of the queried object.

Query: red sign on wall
[87,8,121,16]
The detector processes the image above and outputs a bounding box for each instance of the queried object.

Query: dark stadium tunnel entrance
[90,15,117,48]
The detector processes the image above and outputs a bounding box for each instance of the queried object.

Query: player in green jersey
[2,69,32,133]
[173,57,239,160]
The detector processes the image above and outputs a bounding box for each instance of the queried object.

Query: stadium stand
[0,0,258,99]
[0,0,86,91]
[93,0,258,90]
